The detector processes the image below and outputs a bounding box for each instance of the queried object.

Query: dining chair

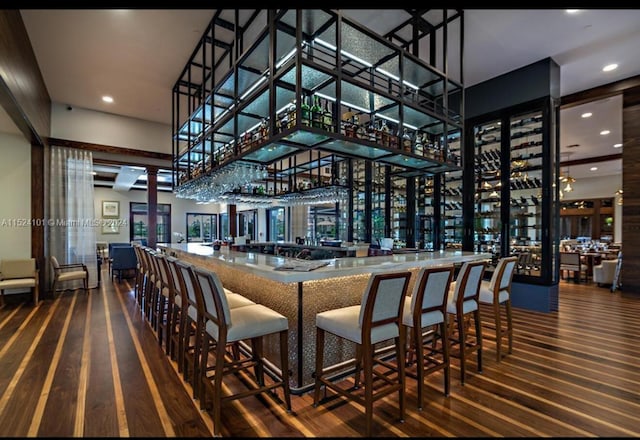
[402,265,454,410]
[313,270,411,437]
[559,251,587,283]
[446,260,486,385]
[478,256,517,362]
[192,265,291,436]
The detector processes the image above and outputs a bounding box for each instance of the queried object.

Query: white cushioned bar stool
[446,260,486,385]
[313,270,411,437]
[192,266,290,437]
[402,265,455,410]
[478,256,517,362]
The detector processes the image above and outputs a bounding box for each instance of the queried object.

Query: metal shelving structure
[172,9,464,247]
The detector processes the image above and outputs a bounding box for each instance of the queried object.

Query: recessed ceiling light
[581,112,592,118]
[590,167,598,171]
[566,9,579,14]
[614,143,622,148]
[603,63,618,72]
[102,95,114,103]
[600,130,610,135]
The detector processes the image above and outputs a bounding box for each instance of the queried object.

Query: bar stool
[402,265,454,410]
[146,249,163,330]
[141,247,157,322]
[165,256,183,363]
[171,260,257,399]
[192,266,291,436]
[172,259,207,397]
[132,243,145,305]
[446,260,486,385]
[313,271,411,437]
[152,253,174,354]
[478,256,517,362]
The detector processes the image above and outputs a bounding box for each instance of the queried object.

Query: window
[186,213,218,243]
[130,202,171,243]
[307,206,338,241]
[237,210,257,240]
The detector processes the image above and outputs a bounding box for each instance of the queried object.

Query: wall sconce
[616,188,623,205]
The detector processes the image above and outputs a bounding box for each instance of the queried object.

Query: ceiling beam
[560,153,622,167]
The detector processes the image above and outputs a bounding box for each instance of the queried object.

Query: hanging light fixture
[563,177,575,193]
[561,152,575,193]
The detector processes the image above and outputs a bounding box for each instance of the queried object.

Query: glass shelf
[474,118,502,264]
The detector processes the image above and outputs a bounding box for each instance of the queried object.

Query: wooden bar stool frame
[192,266,291,437]
[403,265,454,410]
[447,260,486,385]
[313,271,411,437]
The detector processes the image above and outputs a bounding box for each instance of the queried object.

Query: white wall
[51,102,172,154]
[93,186,221,244]
[0,132,32,259]
[561,173,622,242]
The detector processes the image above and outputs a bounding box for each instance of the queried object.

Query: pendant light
[561,152,575,193]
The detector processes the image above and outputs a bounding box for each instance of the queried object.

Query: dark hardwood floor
[1,268,639,437]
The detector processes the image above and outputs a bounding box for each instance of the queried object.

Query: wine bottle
[414,131,423,156]
[379,119,390,147]
[311,95,322,129]
[322,99,332,131]
[402,128,412,152]
[260,118,268,139]
[389,124,398,149]
[367,118,376,142]
[301,95,310,126]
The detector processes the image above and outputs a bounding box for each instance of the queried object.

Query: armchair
[111,246,137,283]
[593,258,618,287]
[0,258,39,305]
[51,256,89,294]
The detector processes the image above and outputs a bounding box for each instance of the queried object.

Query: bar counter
[159,243,491,393]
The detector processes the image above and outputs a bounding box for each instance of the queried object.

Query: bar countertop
[159,243,492,284]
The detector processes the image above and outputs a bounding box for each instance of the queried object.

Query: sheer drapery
[48,146,98,289]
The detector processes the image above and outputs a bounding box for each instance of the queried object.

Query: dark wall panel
[0,10,51,144]
[465,57,560,120]
[622,86,640,295]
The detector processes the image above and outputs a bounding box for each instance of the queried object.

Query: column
[228,204,237,240]
[146,166,158,248]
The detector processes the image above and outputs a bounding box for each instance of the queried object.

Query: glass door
[473,118,502,266]
[186,213,218,243]
[129,202,171,244]
[509,110,544,276]
[237,210,257,240]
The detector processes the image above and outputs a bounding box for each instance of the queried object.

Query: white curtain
[48,146,98,289]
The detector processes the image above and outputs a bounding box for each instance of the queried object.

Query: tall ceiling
[11,8,640,187]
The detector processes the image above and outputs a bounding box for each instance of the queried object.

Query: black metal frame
[172,9,464,250]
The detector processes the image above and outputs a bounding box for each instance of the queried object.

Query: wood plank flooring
[1,270,639,437]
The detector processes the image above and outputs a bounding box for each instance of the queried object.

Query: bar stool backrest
[359,271,412,336]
